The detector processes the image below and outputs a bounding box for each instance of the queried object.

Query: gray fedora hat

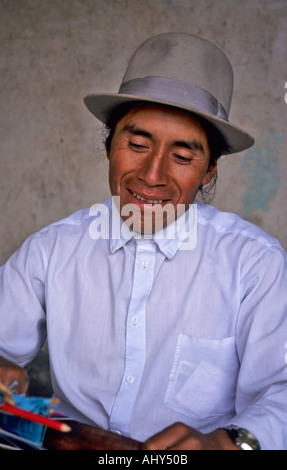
[84,32,254,154]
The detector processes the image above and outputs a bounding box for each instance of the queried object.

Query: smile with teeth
[132,191,163,204]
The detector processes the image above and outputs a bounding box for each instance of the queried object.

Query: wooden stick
[0,402,71,433]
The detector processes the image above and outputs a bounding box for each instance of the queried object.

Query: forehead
[116,103,208,139]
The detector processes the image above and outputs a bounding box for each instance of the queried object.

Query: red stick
[0,402,71,433]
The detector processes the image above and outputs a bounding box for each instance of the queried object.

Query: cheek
[177,180,199,204]
[175,167,207,204]
[108,151,131,194]
[108,156,119,192]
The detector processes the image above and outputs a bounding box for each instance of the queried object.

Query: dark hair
[104,101,230,201]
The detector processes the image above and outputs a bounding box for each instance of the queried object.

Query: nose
[137,148,168,187]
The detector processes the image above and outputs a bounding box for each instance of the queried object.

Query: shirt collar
[109,198,197,260]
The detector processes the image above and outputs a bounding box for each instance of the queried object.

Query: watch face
[228,427,261,450]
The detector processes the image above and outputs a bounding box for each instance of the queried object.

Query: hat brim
[84,93,254,154]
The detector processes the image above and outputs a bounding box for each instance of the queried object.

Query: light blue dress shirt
[0,197,287,449]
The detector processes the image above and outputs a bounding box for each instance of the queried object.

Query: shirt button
[126,375,135,383]
[142,260,148,268]
[131,316,138,325]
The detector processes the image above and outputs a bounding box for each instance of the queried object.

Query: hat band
[119,76,228,121]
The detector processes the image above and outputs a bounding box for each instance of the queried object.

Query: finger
[0,367,29,394]
[167,434,203,450]
[142,422,192,450]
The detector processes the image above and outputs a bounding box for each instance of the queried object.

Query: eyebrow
[121,124,152,139]
[174,140,204,153]
[122,124,205,154]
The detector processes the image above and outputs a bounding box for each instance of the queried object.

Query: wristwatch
[224,425,261,450]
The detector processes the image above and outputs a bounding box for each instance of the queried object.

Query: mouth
[123,189,176,233]
[129,189,171,205]
[132,191,163,204]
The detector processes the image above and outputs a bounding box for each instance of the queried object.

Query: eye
[174,154,192,163]
[128,141,149,151]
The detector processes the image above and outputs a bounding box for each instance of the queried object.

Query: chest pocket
[164,334,238,421]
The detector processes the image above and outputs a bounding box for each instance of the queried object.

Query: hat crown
[122,33,233,116]
[83,32,254,153]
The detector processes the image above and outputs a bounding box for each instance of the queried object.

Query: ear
[201,162,217,186]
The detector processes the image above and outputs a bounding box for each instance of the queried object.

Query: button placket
[109,240,156,436]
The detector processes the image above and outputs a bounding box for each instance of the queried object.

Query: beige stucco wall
[1,0,287,266]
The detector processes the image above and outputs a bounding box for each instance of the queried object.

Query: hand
[0,356,29,395]
[142,422,239,450]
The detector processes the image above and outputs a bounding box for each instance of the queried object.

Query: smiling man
[106,103,216,234]
[1,33,287,450]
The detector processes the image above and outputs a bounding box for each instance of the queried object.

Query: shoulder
[196,202,284,254]
[37,198,112,238]
[18,199,113,261]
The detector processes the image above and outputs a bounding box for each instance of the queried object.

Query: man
[0,33,286,450]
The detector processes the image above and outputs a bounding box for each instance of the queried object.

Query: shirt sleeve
[226,244,287,450]
[0,233,47,366]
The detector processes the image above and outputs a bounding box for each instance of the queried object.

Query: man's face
[107,104,217,233]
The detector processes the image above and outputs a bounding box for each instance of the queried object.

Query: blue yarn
[0,384,53,446]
